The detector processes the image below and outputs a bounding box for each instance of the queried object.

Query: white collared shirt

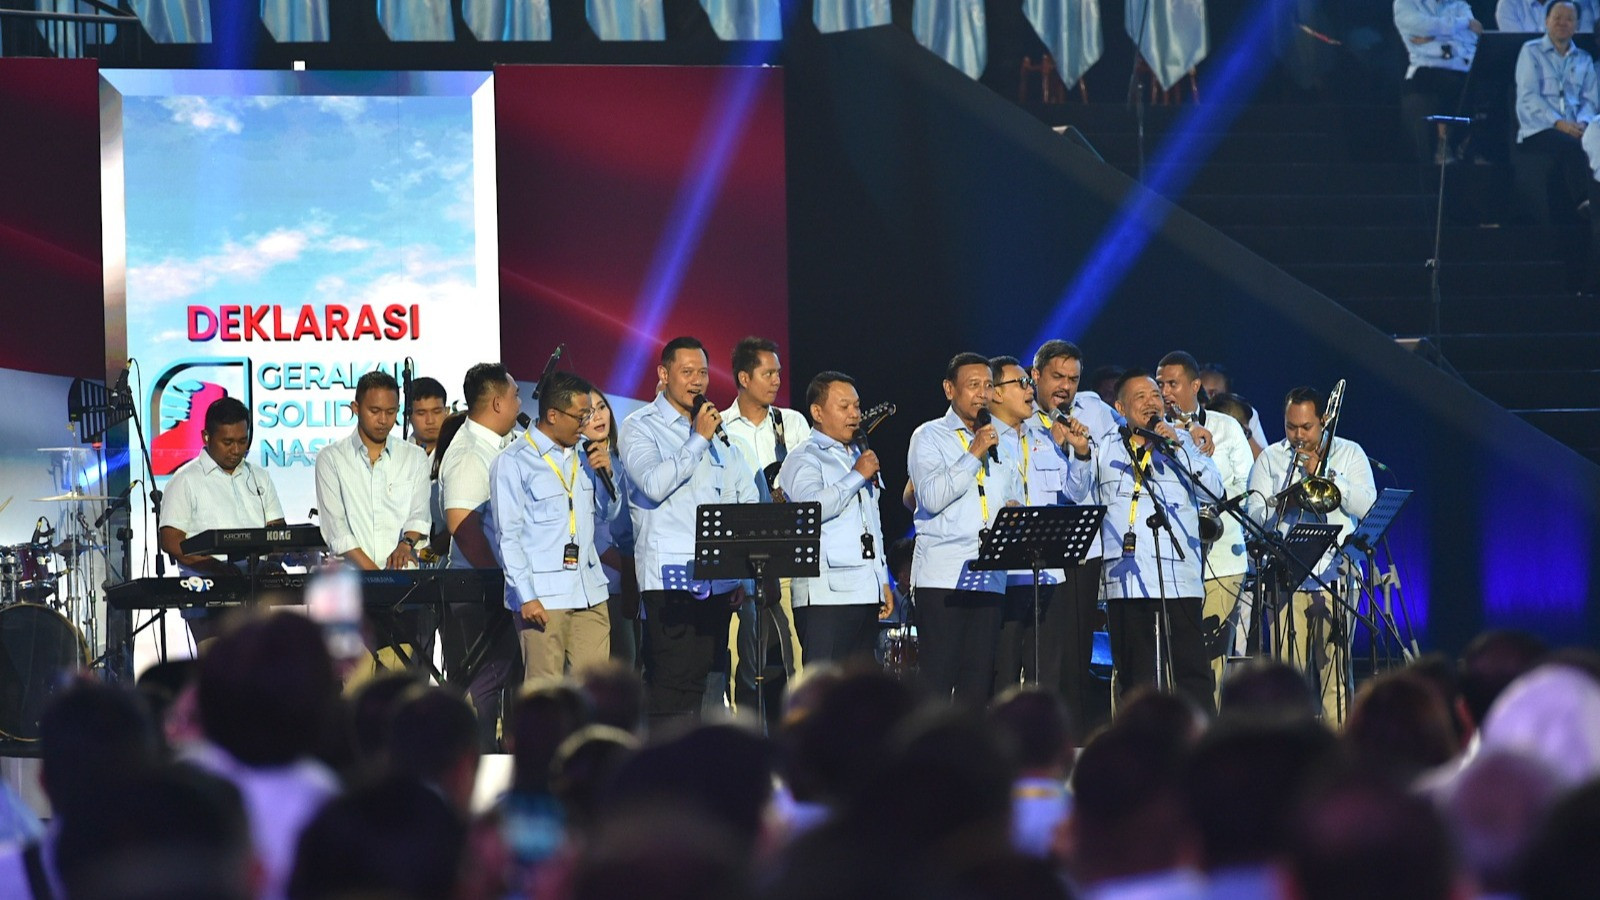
[439,417,515,569]
[721,401,812,469]
[1245,436,1377,588]
[1179,406,1252,579]
[163,451,286,536]
[313,428,431,563]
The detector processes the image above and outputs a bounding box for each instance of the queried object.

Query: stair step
[1340,293,1600,333]
[1167,163,1441,197]
[1512,408,1600,450]
[1284,261,1570,299]
[1224,224,1565,265]
[1458,369,1600,409]
[1438,332,1600,371]
[1029,102,1354,136]
[1181,193,1438,227]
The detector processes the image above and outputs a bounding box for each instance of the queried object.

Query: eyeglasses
[994,376,1035,390]
[552,406,595,426]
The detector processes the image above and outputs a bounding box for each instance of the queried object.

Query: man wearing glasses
[489,370,618,683]
[987,356,1094,695]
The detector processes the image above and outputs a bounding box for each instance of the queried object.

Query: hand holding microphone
[690,394,730,447]
[971,408,1000,463]
[584,438,617,501]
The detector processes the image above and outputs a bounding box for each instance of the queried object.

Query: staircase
[1031,100,1600,465]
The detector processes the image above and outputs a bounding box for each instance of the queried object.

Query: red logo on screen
[151,381,227,475]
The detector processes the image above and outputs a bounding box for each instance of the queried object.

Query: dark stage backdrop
[495,65,790,406]
[0,59,104,380]
[783,27,1600,652]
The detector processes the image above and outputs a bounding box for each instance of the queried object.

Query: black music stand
[1343,488,1415,658]
[970,505,1106,686]
[694,502,821,730]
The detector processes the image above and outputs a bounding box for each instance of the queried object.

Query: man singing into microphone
[988,355,1094,694]
[490,371,616,682]
[1095,370,1222,714]
[1245,386,1376,723]
[619,336,759,722]
[1030,339,1119,727]
[777,370,893,664]
[908,352,1022,705]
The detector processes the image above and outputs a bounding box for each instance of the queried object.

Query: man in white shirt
[437,362,522,744]
[619,336,759,722]
[1158,351,1254,707]
[406,376,448,460]
[721,336,808,722]
[313,370,432,670]
[1246,386,1377,724]
[776,370,893,664]
[159,396,288,576]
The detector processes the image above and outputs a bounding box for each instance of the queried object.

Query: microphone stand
[1131,435,1183,692]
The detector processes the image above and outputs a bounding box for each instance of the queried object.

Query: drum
[0,603,88,742]
[1,543,56,603]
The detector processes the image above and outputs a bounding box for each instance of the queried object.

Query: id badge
[1121,530,1138,559]
[562,542,580,571]
[861,533,877,560]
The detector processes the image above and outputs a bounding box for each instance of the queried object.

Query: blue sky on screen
[121,92,477,348]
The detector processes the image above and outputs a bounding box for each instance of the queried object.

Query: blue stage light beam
[607,39,785,395]
[1030,0,1297,348]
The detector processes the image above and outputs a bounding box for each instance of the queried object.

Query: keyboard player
[157,397,287,646]
[158,397,287,577]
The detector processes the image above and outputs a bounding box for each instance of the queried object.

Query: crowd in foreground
[2,610,1599,900]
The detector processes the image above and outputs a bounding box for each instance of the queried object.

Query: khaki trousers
[1202,573,1246,710]
[519,601,611,684]
[1276,591,1349,725]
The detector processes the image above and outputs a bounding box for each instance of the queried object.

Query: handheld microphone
[112,363,133,405]
[690,393,731,447]
[973,408,999,462]
[583,438,618,501]
[1119,419,1179,455]
[1049,408,1097,450]
[532,344,566,402]
[516,412,532,430]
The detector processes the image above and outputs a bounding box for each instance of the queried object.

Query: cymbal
[33,492,111,502]
[50,539,106,556]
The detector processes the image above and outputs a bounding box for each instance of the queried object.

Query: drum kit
[0,446,106,745]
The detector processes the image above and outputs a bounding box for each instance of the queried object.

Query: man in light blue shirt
[618,336,759,721]
[908,352,1023,705]
[490,371,614,683]
[777,370,893,664]
[1514,0,1598,271]
[1093,369,1222,714]
[1031,339,1120,729]
[1499,0,1596,31]
[988,354,1095,696]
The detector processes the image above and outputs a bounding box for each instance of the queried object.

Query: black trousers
[439,571,519,751]
[793,604,880,666]
[641,590,736,722]
[995,583,1059,693]
[1106,595,1215,716]
[913,587,1003,706]
[1400,66,1468,161]
[1058,559,1105,730]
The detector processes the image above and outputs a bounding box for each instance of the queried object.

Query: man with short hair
[314,370,432,572]
[491,370,614,682]
[619,337,759,721]
[437,362,524,745]
[1157,350,1254,704]
[907,352,1023,705]
[159,396,288,576]
[777,370,893,664]
[988,355,1093,695]
[721,336,808,721]
[1199,362,1270,448]
[1246,386,1376,724]
[1095,369,1222,714]
[1030,340,1118,728]
[406,376,449,459]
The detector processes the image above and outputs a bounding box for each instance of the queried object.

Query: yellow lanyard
[954,429,988,522]
[1127,444,1149,530]
[1018,429,1031,503]
[527,432,579,541]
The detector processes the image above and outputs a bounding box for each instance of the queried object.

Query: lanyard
[527,432,579,540]
[770,407,788,463]
[1017,428,1031,503]
[954,429,988,522]
[1127,444,1149,530]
